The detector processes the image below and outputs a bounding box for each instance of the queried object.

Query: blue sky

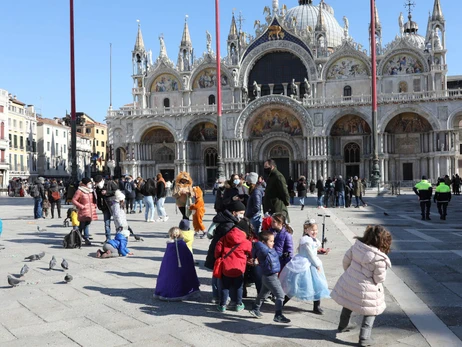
[0,0,458,123]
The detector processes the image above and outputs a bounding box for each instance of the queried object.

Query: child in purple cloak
[154,227,200,301]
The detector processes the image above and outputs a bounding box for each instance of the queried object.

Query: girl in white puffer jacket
[331,225,392,347]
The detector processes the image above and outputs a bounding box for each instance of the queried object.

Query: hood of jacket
[222,227,249,246]
[353,240,392,269]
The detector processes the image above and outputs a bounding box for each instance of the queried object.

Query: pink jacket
[72,187,98,222]
[331,240,391,316]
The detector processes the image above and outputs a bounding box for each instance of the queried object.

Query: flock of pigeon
[7,251,73,287]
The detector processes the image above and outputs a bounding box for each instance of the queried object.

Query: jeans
[220,275,244,306]
[103,209,112,238]
[299,196,306,206]
[253,273,285,315]
[212,276,221,300]
[250,214,262,234]
[337,191,345,207]
[156,197,167,218]
[134,199,143,212]
[317,194,323,207]
[144,196,155,221]
[79,220,91,239]
[34,197,43,219]
[339,307,376,342]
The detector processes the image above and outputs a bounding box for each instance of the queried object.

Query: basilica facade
[106,0,462,187]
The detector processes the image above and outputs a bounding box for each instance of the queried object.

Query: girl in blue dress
[279,219,330,314]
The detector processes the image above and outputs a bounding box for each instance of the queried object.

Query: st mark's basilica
[106,0,462,187]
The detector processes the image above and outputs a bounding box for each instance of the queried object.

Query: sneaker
[130,210,136,214]
[84,238,92,246]
[338,323,357,333]
[138,210,142,213]
[236,303,245,312]
[163,216,169,222]
[216,305,226,313]
[249,309,263,319]
[156,218,163,222]
[274,314,291,323]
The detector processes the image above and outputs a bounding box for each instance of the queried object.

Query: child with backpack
[214,218,252,312]
[331,225,392,347]
[279,219,330,314]
[154,227,200,301]
[249,231,291,324]
[270,213,293,270]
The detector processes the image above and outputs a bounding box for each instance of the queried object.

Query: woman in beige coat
[331,225,392,347]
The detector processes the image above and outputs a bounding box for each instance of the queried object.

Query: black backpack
[29,184,40,198]
[63,229,82,249]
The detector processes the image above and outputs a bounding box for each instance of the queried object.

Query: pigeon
[383,212,389,216]
[61,259,68,270]
[49,256,57,270]
[36,226,47,232]
[133,234,144,242]
[24,251,45,261]
[20,264,29,277]
[8,275,24,287]
[64,274,73,283]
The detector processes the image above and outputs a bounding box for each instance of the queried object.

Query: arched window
[0,122,4,139]
[344,143,360,163]
[163,98,170,108]
[399,81,408,93]
[343,86,352,99]
[208,95,216,105]
[204,147,217,167]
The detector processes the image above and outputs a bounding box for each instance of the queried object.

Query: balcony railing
[107,89,462,118]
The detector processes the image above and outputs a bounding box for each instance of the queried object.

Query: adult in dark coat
[296,176,307,210]
[214,178,226,213]
[222,173,249,208]
[287,176,295,205]
[204,200,245,303]
[94,175,119,241]
[262,159,290,222]
[47,179,62,219]
[316,176,325,208]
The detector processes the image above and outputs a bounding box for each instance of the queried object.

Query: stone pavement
[0,191,461,346]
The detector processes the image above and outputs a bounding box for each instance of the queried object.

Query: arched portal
[140,127,175,179]
[344,142,361,178]
[204,147,218,186]
[265,143,293,181]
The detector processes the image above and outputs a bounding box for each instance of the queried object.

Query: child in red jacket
[214,218,252,312]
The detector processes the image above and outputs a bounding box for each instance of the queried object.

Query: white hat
[246,172,258,185]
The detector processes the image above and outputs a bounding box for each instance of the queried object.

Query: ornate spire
[181,15,192,48]
[432,0,444,22]
[134,20,145,52]
[228,13,238,40]
[315,0,326,31]
[374,3,381,32]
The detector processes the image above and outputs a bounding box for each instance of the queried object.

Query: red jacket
[72,187,98,222]
[215,227,252,277]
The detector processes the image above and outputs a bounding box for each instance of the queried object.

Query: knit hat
[94,175,103,183]
[226,200,246,212]
[179,219,190,231]
[422,175,427,180]
[37,177,45,183]
[81,177,91,185]
[246,172,258,185]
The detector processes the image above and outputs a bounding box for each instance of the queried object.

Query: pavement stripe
[404,229,442,243]
[329,211,462,347]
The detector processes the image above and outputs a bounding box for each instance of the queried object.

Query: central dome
[286,1,344,48]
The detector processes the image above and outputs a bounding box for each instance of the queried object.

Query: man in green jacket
[262,159,290,222]
[434,178,451,220]
[413,175,433,220]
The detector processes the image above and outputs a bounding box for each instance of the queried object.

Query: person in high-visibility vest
[413,175,433,220]
[434,178,451,220]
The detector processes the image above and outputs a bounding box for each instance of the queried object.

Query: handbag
[212,243,240,279]
[51,191,60,201]
[185,195,192,218]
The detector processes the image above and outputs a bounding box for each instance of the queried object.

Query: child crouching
[249,231,290,323]
[97,228,133,258]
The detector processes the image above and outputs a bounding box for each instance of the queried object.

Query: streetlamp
[215,0,225,180]
[370,0,381,189]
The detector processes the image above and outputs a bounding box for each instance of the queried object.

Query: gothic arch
[380,106,439,133]
[323,42,371,81]
[254,132,302,161]
[133,119,179,142]
[448,107,462,129]
[235,95,313,138]
[239,42,317,87]
[325,109,371,136]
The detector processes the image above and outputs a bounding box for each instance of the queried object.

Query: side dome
[285,1,344,48]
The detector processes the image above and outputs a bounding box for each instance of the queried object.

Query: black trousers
[436,202,448,217]
[420,201,431,217]
[50,200,62,218]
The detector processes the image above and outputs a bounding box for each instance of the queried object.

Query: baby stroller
[63,207,77,228]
